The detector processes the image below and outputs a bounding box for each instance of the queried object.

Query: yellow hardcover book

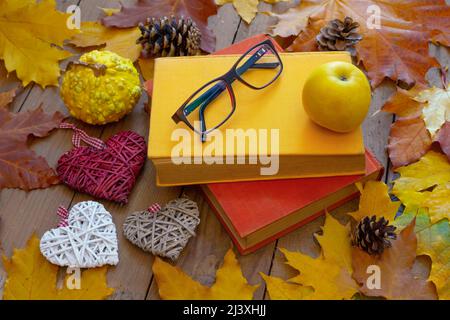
[149,52,365,186]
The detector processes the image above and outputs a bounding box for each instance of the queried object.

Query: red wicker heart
[57,124,146,204]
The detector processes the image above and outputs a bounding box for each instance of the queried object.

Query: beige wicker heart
[40,201,119,268]
[123,198,200,260]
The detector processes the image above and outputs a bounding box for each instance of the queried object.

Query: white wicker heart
[40,201,119,268]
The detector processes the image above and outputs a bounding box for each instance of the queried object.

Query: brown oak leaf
[0,105,64,190]
[352,219,438,300]
[436,121,450,160]
[268,0,448,89]
[101,0,217,53]
[387,117,432,168]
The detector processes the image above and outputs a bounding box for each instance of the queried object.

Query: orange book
[148,36,365,186]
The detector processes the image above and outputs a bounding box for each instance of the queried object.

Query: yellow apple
[302,61,371,133]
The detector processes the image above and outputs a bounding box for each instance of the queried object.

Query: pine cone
[352,215,397,255]
[316,17,362,56]
[137,16,201,58]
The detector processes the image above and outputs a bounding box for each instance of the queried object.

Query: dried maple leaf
[383,82,449,166]
[393,151,450,224]
[0,87,18,109]
[268,0,449,89]
[382,87,423,118]
[0,0,78,87]
[387,117,432,168]
[415,86,450,137]
[348,181,400,222]
[352,219,437,300]
[0,105,63,190]
[262,214,359,300]
[394,208,449,300]
[436,121,450,160]
[101,0,217,53]
[2,235,114,300]
[216,0,289,24]
[69,22,141,62]
[152,249,258,299]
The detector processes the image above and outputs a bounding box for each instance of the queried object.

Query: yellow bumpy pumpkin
[61,50,142,125]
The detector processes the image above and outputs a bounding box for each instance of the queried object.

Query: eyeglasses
[171,39,283,142]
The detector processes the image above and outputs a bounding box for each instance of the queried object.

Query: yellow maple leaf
[348,181,400,222]
[415,87,450,137]
[394,208,449,300]
[69,22,141,62]
[152,249,258,299]
[2,234,114,300]
[260,274,313,300]
[216,0,289,24]
[393,151,450,223]
[0,0,78,87]
[262,214,359,300]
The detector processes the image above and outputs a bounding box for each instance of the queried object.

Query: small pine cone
[316,16,362,56]
[137,16,201,58]
[352,215,397,255]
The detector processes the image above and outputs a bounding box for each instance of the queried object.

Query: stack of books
[149,35,383,254]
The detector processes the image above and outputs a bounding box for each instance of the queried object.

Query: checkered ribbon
[60,123,106,149]
[57,205,69,227]
[147,203,162,214]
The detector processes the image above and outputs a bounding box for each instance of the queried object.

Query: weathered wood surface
[1,0,446,300]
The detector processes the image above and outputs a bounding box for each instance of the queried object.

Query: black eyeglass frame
[171,39,283,142]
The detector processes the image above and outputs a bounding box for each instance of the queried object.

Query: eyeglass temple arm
[183,49,279,117]
[198,83,227,142]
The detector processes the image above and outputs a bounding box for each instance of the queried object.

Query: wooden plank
[146,6,250,300]
[234,1,394,299]
[65,0,181,301]
[208,4,242,51]
[0,0,81,297]
[0,0,178,300]
[241,1,396,299]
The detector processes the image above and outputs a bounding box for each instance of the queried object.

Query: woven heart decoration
[57,123,146,204]
[40,201,119,268]
[123,198,200,260]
